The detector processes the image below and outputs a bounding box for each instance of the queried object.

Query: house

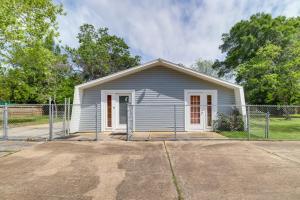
[70,58,246,133]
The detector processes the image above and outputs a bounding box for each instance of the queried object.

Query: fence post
[265,112,270,139]
[126,104,130,141]
[63,98,66,136]
[49,97,53,141]
[95,104,99,141]
[264,112,267,138]
[67,98,70,136]
[247,105,250,140]
[1,106,3,139]
[174,105,177,140]
[3,104,8,140]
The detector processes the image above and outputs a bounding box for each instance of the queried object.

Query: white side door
[185,90,217,131]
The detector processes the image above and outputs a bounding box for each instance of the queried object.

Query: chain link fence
[1,103,299,141]
[248,105,300,140]
[127,104,300,141]
[0,103,99,141]
[71,104,100,141]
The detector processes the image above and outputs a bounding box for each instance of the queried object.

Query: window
[190,95,200,124]
[119,96,129,124]
[207,95,212,126]
[107,95,112,127]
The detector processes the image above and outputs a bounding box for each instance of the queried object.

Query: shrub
[213,108,244,132]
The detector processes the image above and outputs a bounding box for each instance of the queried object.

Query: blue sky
[55,0,300,65]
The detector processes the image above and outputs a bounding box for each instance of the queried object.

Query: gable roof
[76,58,242,90]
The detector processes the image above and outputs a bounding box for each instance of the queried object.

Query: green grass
[220,117,300,140]
[291,114,300,118]
[220,131,262,139]
[269,117,300,140]
[0,115,49,128]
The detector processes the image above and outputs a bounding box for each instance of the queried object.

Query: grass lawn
[0,115,50,128]
[220,117,300,140]
[220,131,261,139]
[269,117,300,140]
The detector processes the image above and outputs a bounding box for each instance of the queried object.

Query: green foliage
[213,13,300,104]
[0,66,11,101]
[237,41,300,104]
[213,109,244,132]
[1,41,80,103]
[0,1,140,103]
[0,0,79,104]
[0,0,64,61]
[66,24,140,81]
[192,58,233,81]
[192,59,219,77]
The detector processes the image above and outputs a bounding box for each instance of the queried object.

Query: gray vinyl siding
[78,104,100,132]
[79,66,235,131]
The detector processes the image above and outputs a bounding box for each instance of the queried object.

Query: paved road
[0,141,299,200]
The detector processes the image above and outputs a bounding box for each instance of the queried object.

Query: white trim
[76,58,242,90]
[234,87,246,116]
[100,91,105,132]
[184,90,218,131]
[100,90,135,132]
[70,87,82,133]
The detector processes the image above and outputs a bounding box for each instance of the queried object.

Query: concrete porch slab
[58,131,225,141]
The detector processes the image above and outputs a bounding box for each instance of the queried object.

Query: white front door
[102,91,133,132]
[185,90,217,131]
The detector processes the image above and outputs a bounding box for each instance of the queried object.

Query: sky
[55,0,300,66]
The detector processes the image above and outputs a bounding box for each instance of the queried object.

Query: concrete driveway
[167,141,300,200]
[3,122,63,140]
[0,141,299,200]
[0,141,41,157]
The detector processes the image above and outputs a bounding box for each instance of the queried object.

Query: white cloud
[56,0,300,65]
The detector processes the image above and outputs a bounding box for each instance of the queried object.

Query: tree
[237,41,300,105]
[66,24,140,81]
[213,13,300,104]
[0,66,11,102]
[2,40,79,103]
[0,0,64,62]
[213,13,300,77]
[0,0,78,103]
[191,59,218,77]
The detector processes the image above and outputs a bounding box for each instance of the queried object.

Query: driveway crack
[163,141,184,200]
[254,145,300,165]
